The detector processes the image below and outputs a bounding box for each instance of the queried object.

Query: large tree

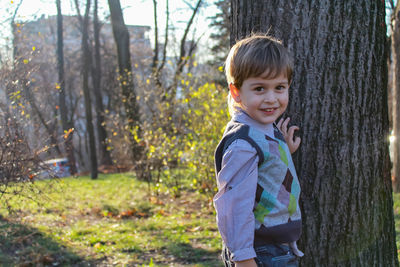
[230,0,398,266]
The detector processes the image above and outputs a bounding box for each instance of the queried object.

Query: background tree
[230,0,398,265]
[208,0,230,69]
[75,0,98,179]
[56,0,77,174]
[92,0,113,167]
[107,0,145,178]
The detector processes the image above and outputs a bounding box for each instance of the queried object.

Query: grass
[0,173,222,266]
[4,172,400,266]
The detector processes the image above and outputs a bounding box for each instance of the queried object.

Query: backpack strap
[214,122,264,174]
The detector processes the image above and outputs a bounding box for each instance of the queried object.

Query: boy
[214,35,303,267]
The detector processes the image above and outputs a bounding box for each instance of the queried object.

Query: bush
[131,78,229,196]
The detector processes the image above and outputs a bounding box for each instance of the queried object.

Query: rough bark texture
[392,2,400,192]
[231,0,398,266]
[57,0,77,174]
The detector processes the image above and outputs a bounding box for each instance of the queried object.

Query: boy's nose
[263,90,276,102]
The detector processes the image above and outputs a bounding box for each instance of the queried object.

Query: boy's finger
[287,125,299,139]
[277,118,284,129]
[294,136,301,147]
[281,117,290,133]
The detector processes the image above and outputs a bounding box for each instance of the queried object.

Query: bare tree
[74,0,98,179]
[107,0,145,178]
[57,0,77,174]
[231,0,398,265]
[92,0,113,167]
[165,0,202,101]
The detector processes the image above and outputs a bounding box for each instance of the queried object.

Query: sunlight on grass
[0,173,221,266]
[3,172,400,265]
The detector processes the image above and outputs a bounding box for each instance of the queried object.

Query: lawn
[2,173,400,266]
[0,173,222,266]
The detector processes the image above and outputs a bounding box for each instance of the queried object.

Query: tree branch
[152,0,159,70]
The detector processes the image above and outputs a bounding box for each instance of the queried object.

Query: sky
[2,0,214,26]
[0,0,217,60]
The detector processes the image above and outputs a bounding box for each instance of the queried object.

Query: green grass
[7,172,400,266]
[0,173,222,266]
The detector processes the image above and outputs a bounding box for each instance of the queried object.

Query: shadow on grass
[0,217,96,266]
[164,242,221,266]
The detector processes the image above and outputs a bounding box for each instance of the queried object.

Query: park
[1,0,400,266]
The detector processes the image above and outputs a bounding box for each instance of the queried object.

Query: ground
[0,173,222,266]
[1,172,400,266]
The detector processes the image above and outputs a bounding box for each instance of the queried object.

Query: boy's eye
[276,85,286,91]
[254,87,264,92]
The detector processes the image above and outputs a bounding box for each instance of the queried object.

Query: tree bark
[81,0,98,179]
[92,0,113,167]
[392,2,400,192]
[57,0,77,174]
[231,0,398,266]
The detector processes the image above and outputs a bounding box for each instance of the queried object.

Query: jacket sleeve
[213,139,259,262]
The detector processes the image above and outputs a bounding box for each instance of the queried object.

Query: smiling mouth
[261,108,277,112]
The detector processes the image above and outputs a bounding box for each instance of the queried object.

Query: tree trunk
[92,0,113,167]
[231,0,398,266]
[392,2,400,192]
[107,0,145,179]
[81,0,98,179]
[56,0,77,174]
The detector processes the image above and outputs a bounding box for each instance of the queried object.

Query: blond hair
[225,34,293,115]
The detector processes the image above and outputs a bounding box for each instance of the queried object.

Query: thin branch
[165,0,202,98]
[152,0,159,70]
[157,0,169,74]
[153,0,169,88]
[11,0,24,24]
[73,0,83,26]
[176,0,202,74]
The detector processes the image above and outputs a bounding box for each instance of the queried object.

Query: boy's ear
[229,83,241,103]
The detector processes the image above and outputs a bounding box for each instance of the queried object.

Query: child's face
[230,72,289,125]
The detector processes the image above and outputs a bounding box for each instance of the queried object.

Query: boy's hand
[234,258,258,267]
[277,117,301,154]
